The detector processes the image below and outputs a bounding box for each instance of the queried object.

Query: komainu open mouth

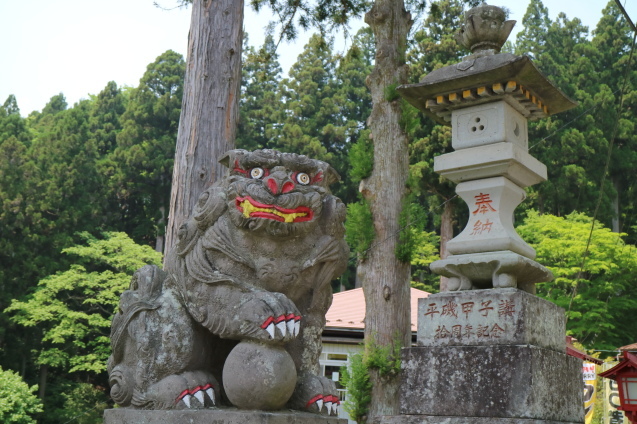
[235,196,313,223]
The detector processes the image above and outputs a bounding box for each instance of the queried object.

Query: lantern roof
[397,3,576,125]
[599,351,637,380]
[397,54,577,126]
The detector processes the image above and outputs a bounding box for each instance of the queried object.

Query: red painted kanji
[479,300,494,317]
[498,299,516,317]
[463,325,474,338]
[472,192,497,214]
[424,303,440,319]
[451,325,463,338]
[491,323,506,338]
[470,219,494,235]
[461,302,475,318]
[477,324,490,337]
[441,300,459,318]
[434,325,452,339]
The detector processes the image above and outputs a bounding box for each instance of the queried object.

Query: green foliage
[513,0,637,234]
[345,200,375,259]
[396,198,426,263]
[384,83,400,102]
[247,30,373,204]
[517,211,637,350]
[340,353,371,423]
[340,336,402,424]
[348,130,373,183]
[237,34,283,151]
[410,230,441,293]
[0,366,43,424]
[364,335,402,376]
[58,383,108,424]
[6,232,162,373]
[111,50,185,247]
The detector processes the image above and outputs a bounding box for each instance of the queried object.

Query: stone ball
[223,340,297,410]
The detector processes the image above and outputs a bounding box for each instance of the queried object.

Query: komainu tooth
[325,401,333,415]
[276,321,287,337]
[265,323,275,339]
[205,388,215,405]
[194,390,204,404]
[182,394,192,408]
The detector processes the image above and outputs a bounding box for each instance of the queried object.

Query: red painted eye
[250,167,265,179]
[296,172,310,185]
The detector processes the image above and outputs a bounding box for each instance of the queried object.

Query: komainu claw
[265,323,275,339]
[177,384,217,408]
[201,383,216,405]
[276,320,287,336]
[205,387,215,405]
[182,394,192,408]
[294,316,301,336]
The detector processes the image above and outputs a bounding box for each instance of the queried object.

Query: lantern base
[378,289,584,424]
[375,415,583,424]
[393,345,583,423]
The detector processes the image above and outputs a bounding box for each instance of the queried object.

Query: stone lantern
[377,4,585,424]
[398,3,576,293]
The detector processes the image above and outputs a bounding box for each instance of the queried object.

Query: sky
[0,0,630,116]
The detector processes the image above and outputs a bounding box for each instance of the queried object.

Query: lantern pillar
[376,4,584,424]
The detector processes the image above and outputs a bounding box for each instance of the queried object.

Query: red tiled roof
[619,342,637,351]
[325,287,431,331]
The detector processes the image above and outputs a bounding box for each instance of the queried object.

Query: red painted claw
[262,314,302,338]
[176,383,216,407]
[306,394,339,415]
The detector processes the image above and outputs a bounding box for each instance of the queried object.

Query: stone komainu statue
[107,149,349,414]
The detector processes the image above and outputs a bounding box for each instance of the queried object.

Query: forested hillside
[0,0,635,421]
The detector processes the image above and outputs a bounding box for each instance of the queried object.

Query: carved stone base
[374,416,583,424]
[103,408,346,424]
[398,345,584,423]
[417,289,566,352]
[430,251,553,293]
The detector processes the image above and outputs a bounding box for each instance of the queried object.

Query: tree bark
[165,0,243,254]
[38,364,48,400]
[612,178,620,233]
[439,199,454,291]
[360,0,412,419]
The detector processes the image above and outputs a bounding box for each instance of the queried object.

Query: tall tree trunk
[156,205,165,254]
[439,199,454,291]
[165,0,243,254]
[612,178,620,233]
[38,364,48,400]
[360,0,412,419]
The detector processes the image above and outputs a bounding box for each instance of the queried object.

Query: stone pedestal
[103,408,346,424]
[375,289,584,424]
[430,251,552,293]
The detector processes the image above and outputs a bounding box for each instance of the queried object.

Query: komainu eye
[296,172,310,185]
[250,167,265,179]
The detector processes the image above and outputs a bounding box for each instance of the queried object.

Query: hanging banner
[602,361,629,424]
[583,361,597,424]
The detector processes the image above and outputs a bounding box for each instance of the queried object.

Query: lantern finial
[455,3,516,55]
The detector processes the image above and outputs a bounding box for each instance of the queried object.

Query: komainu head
[222,149,340,237]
